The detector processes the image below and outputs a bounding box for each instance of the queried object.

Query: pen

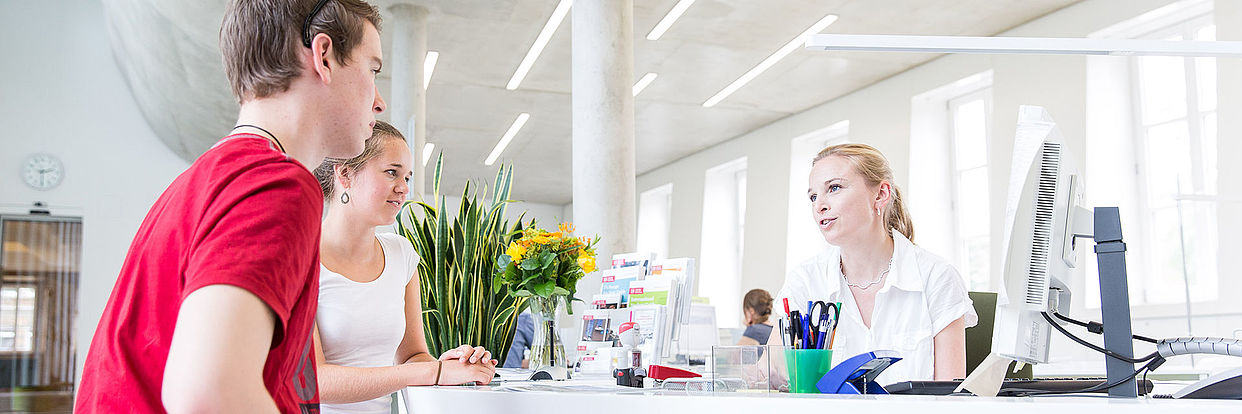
[783,298,791,318]
[778,318,788,347]
[815,310,832,349]
[802,316,811,349]
[790,311,802,349]
[827,301,842,349]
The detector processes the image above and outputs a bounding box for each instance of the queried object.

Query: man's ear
[308,32,334,84]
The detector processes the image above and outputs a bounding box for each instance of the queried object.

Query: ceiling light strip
[485,113,531,165]
[702,14,838,108]
[632,72,658,96]
[423,51,439,89]
[506,0,574,90]
[804,34,1242,57]
[646,0,696,41]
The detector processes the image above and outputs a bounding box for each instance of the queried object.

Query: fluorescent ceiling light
[423,51,439,89]
[506,0,573,90]
[422,142,435,166]
[646,0,696,41]
[804,34,1242,57]
[633,72,658,96]
[485,113,531,166]
[703,14,838,108]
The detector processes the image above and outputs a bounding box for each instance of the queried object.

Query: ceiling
[102,0,1080,205]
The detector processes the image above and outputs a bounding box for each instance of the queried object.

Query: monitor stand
[1091,207,1138,398]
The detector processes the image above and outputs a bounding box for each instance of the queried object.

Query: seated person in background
[503,311,534,368]
[313,122,496,414]
[772,143,977,382]
[737,289,775,346]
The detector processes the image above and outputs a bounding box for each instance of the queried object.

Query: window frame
[1125,13,1218,306]
[785,121,849,271]
[945,86,994,292]
[0,282,40,355]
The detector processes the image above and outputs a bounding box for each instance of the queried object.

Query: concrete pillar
[388,3,428,199]
[571,0,636,315]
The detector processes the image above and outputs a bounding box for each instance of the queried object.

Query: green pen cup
[784,349,833,393]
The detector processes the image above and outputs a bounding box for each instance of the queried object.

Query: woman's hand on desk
[440,344,497,366]
[436,358,497,385]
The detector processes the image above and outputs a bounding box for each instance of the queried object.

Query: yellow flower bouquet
[494,223,597,374]
[494,223,598,313]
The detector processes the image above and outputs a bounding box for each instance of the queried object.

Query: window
[699,158,747,328]
[1127,15,1218,305]
[948,89,993,291]
[785,121,848,270]
[636,183,673,260]
[0,216,81,392]
[0,286,36,352]
[908,71,993,291]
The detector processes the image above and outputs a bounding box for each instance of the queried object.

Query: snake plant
[395,153,529,365]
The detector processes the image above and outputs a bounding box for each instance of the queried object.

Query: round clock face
[22,153,64,190]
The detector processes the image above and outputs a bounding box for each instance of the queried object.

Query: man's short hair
[220,0,382,102]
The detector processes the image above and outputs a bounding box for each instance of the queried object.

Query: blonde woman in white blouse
[772,143,977,384]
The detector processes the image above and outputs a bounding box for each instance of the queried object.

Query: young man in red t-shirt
[76,0,386,412]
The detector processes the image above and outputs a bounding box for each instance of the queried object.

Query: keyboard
[885,378,1154,396]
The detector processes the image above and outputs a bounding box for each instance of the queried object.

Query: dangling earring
[876,206,882,217]
[341,191,351,204]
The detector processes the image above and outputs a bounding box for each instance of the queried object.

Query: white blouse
[776,229,977,385]
[317,232,419,414]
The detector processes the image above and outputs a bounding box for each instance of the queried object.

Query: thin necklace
[842,257,893,290]
[232,124,286,153]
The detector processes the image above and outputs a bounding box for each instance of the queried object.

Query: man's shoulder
[192,135,319,194]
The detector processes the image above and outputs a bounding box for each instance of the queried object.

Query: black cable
[1024,356,1165,396]
[1142,368,1150,397]
[1051,312,1159,344]
[1041,312,1159,364]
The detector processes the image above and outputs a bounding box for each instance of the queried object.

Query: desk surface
[402,376,1241,414]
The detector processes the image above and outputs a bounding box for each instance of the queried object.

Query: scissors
[808,301,839,349]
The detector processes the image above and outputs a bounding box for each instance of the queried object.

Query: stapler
[815,351,902,394]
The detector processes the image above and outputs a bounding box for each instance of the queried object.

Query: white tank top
[317,232,419,414]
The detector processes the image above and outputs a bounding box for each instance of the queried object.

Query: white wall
[1,0,191,384]
[636,0,1242,373]
[0,0,566,385]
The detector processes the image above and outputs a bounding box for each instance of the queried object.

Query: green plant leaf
[538,250,556,268]
[496,251,512,271]
[519,256,540,271]
[531,280,555,297]
[396,157,531,366]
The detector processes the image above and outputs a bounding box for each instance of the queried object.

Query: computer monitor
[992,105,1140,397]
[993,105,1089,365]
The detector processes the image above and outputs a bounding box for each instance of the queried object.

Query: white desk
[402,376,1241,414]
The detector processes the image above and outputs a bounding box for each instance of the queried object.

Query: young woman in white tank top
[312,122,497,414]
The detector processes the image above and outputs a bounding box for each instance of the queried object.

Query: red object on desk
[647,365,702,381]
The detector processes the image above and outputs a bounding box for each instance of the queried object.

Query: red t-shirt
[76,134,322,413]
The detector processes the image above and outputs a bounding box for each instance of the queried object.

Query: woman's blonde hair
[812,143,915,242]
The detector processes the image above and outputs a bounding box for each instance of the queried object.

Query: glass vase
[527,294,567,375]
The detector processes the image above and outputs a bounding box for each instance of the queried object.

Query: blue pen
[807,301,815,347]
